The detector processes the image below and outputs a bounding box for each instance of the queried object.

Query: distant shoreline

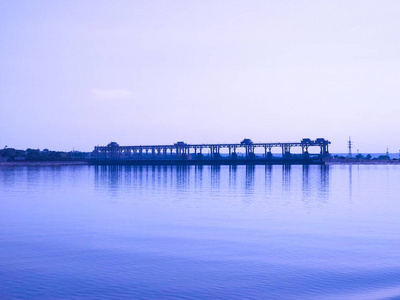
[325,159,400,165]
[0,161,88,167]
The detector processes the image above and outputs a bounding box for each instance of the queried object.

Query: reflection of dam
[93,165,330,201]
[90,138,330,165]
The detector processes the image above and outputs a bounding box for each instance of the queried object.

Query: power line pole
[348,137,352,158]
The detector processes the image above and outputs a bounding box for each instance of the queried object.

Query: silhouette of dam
[89,138,331,165]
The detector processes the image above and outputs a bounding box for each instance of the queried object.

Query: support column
[198,147,203,159]
[267,147,272,159]
[282,145,291,159]
[303,145,309,159]
[248,145,255,159]
[232,146,237,159]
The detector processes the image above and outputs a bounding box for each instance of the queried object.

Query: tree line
[0,147,89,161]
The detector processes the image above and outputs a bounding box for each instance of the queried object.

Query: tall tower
[348,137,352,158]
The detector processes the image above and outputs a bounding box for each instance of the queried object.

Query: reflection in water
[195,165,203,189]
[95,165,222,195]
[0,167,17,188]
[2,160,400,300]
[265,165,272,191]
[229,165,237,190]
[151,165,157,187]
[319,165,330,197]
[302,165,309,187]
[123,165,132,186]
[26,166,42,186]
[94,165,124,194]
[161,165,168,189]
[300,165,330,205]
[176,166,190,190]
[245,165,255,193]
[211,166,220,190]
[92,164,331,206]
[282,165,291,191]
[349,165,353,201]
[302,165,310,199]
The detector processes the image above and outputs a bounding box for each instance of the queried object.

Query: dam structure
[90,138,331,165]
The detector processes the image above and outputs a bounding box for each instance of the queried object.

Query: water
[1,165,400,299]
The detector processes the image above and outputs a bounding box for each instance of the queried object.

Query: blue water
[1,165,400,299]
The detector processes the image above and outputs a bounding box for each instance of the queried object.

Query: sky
[1,1,399,153]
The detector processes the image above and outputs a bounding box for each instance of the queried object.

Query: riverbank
[88,158,325,165]
[1,159,399,166]
[0,161,88,167]
[325,158,400,165]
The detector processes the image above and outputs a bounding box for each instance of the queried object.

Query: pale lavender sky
[1,1,399,153]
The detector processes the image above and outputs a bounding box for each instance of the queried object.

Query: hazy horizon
[1,1,399,153]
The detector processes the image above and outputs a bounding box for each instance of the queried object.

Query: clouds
[91,88,134,99]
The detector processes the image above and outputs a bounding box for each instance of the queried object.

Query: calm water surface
[1,165,400,299]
